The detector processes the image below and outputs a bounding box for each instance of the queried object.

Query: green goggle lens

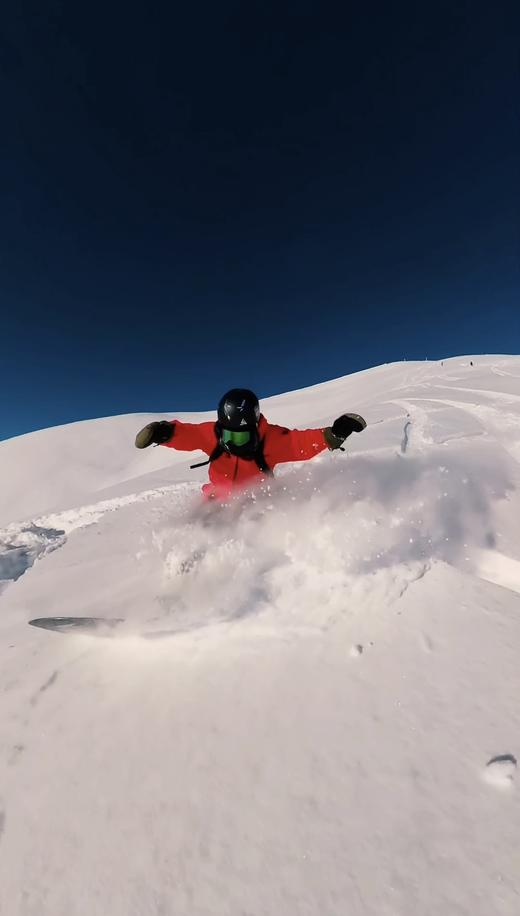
[222,429,251,446]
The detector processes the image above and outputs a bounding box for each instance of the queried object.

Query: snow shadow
[0,524,66,591]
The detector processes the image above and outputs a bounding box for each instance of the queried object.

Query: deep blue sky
[1,1,518,439]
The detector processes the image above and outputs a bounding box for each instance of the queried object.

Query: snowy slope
[1,355,520,916]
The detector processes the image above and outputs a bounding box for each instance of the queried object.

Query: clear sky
[1,1,518,439]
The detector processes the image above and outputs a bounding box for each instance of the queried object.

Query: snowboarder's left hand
[323,413,366,449]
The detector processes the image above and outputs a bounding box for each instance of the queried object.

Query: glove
[323,413,366,450]
[135,421,174,449]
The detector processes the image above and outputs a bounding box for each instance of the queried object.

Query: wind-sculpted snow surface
[1,356,520,916]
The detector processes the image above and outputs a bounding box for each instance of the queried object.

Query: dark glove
[323,413,366,450]
[135,421,174,449]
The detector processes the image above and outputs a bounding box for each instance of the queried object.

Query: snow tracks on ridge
[0,483,193,594]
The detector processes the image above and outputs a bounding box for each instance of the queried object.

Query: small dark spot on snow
[8,744,25,766]
[30,670,60,706]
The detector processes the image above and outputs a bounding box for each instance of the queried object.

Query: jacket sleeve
[162,420,215,455]
[266,425,328,465]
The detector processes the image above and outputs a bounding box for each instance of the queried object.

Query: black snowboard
[28,616,211,641]
[28,616,125,637]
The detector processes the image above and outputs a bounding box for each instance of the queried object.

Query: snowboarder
[135,389,366,500]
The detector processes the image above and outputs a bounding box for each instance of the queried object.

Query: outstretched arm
[135,420,215,454]
[268,413,366,465]
[268,426,328,464]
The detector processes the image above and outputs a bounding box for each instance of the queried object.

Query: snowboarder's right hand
[135,421,174,449]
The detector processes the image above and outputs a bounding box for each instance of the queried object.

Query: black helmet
[217,389,261,431]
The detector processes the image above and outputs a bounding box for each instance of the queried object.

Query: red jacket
[163,414,327,499]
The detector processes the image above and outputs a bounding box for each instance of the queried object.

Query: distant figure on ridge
[135,388,366,500]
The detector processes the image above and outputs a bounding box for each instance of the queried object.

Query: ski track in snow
[0,483,194,592]
[394,393,520,463]
[400,418,412,453]
[391,399,434,450]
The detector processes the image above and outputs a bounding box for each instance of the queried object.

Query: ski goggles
[221,429,251,446]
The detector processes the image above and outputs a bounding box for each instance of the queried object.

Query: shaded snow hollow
[1,355,520,916]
